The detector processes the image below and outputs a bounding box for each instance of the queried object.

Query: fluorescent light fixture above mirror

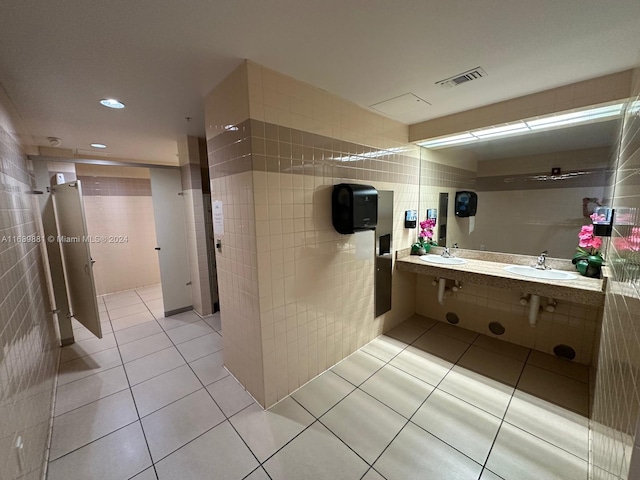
[472,122,529,137]
[418,100,626,149]
[526,103,623,130]
[418,133,476,148]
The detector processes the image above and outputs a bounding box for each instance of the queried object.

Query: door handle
[155,247,161,251]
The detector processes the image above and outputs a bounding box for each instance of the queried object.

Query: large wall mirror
[418,101,628,259]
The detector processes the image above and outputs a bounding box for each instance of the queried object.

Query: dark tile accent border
[207,119,420,184]
[78,176,152,196]
[420,161,476,190]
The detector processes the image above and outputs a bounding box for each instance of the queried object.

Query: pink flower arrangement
[575,213,604,259]
[578,224,602,254]
[412,218,437,254]
[419,218,436,243]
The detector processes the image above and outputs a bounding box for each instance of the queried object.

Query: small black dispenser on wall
[332,183,378,234]
[455,191,478,217]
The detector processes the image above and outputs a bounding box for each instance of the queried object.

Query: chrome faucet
[442,247,453,258]
[534,250,550,270]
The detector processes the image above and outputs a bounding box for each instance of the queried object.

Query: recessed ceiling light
[90,143,107,149]
[100,98,125,109]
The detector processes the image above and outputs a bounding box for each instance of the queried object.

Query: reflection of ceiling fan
[583,197,601,218]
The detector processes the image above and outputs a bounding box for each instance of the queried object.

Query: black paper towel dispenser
[332,183,378,234]
[455,191,478,217]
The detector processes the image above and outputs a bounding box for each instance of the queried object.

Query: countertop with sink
[395,248,606,307]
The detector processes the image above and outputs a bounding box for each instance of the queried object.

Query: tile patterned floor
[47,287,591,480]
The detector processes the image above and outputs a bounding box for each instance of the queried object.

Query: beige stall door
[51,181,102,338]
[150,169,192,316]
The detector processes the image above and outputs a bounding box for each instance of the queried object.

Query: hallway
[47,289,590,480]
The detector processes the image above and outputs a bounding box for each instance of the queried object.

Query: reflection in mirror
[418,101,627,258]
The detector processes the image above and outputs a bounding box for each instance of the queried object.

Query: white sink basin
[504,265,577,280]
[419,254,468,265]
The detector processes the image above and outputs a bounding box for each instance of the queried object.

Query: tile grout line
[289,326,479,478]
[132,291,269,477]
[358,331,483,474]
[477,348,533,479]
[110,288,162,480]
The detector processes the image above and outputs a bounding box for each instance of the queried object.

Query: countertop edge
[396,255,605,307]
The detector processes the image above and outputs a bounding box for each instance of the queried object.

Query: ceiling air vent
[436,67,487,88]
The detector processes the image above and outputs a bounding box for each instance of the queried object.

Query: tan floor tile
[124,347,185,386]
[119,332,173,364]
[389,346,453,386]
[155,421,258,480]
[291,371,355,418]
[60,333,117,363]
[206,376,256,417]
[166,321,215,345]
[374,422,482,480]
[157,311,202,330]
[142,389,225,462]
[132,365,201,417]
[321,389,406,463]
[527,350,589,383]
[517,364,589,416]
[111,311,155,331]
[458,345,525,387]
[57,347,122,386]
[107,302,148,320]
[113,321,163,346]
[360,335,407,362]
[47,422,151,480]
[176,332,223,362]
[229,397,314,462]
[50,390,137,460]
[54,366,128,416]
[438,365,513,418]
[189,350,228,386]
[431,321,479,343]
[385,322,428,344]
[264,422,369,480]
[360,364,434,418]
[412,330,470,363]
[412,390,501,464]
[486,423,587,480]
[330,351,385,386]
[505,390,589,460]
[473,334,530,362]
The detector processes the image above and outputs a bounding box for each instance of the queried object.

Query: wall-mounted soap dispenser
[455,191,477,217]
[592,206,613,236]
[332,183,378,234]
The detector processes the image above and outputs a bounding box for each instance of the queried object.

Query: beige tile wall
[76,165,161,295]
[0,88,59,479]
[83,196,160,295]
[205,61,419,407]
[210,171,263,404]
[590,67,640,480]
[248,62,420,407]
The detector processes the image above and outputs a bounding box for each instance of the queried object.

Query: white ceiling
[1,0,639,165]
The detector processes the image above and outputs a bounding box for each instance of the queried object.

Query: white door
[150,169,192,315]
[51,181,102,338]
